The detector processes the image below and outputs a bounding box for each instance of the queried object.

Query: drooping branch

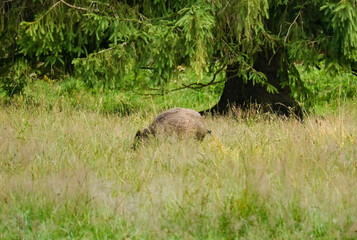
[59,0,91,11]
[134,65,227,96]
[180,64,226,90]
[29,1,62,23]
[284,1,308,43]
[284,11,301,43]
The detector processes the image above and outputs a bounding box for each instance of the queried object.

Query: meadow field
[1,85,357,239]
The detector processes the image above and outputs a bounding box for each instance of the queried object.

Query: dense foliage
[1,0,356,102]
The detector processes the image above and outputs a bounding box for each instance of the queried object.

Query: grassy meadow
[1,80,357,239]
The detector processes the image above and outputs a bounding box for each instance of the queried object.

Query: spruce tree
[2,0,357,116]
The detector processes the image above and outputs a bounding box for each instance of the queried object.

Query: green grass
[1,96,357,239]
[299,66,357,115]
[3,77,222,116]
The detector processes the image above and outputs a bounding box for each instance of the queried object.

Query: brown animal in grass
[133,108,211,149]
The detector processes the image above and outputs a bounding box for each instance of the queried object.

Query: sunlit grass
[1,100,357,239]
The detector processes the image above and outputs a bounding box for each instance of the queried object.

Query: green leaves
[72,44,132,89]
[15,0,273,88]
[175,3,215,78]
[215,0,269,48]
[321,1,357,62]
[18,2,86,69]
[3,0,357,101]
[0,59,33,98]
[73,1,217,86]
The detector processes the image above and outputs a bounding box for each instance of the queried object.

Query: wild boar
[133,108,211,149]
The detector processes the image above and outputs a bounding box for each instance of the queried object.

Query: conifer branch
[29,0,91,24]
[180,64,226,90]
[60,0,91,11]
[30,1,62,23]
[135,65,227,96]
[284,1,307,43]
[284,11,301,43]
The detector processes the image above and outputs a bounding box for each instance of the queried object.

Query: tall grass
[1,99,357,239]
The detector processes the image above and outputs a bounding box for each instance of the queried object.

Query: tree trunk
[206,50,303,120]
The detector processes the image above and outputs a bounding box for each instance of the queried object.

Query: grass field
[1,94,357,239]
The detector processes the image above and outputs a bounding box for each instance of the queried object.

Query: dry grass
[0,103,357,239]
